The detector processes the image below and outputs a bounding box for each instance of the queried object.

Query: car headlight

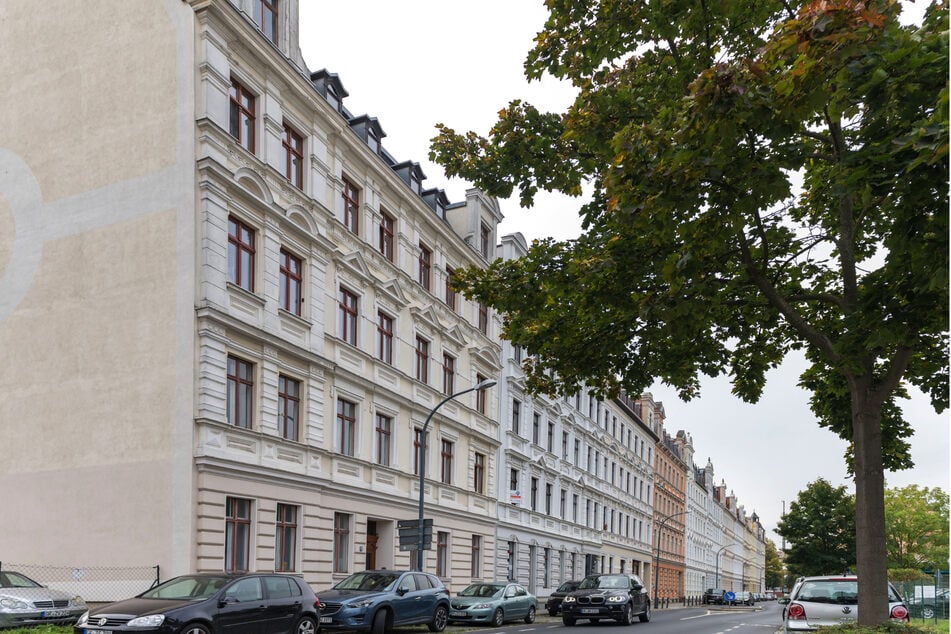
[72,596,87,607]
[349,600,374,609]
[77,612,90,626]
[472,603,492,609]
[0,598,30,610]
[127,614,166,627]
[607,595,626,603]
[564,596,576,603]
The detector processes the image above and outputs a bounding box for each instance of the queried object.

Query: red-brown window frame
[228,216,255,292]
[415,336,429,383]
[418,243,432,290]
[413,427,424,475]
[227,355,254,429]
[275,503,297,571]
[225,496,252,573]
[339,287,358,346]
[336,398,356,456]
[277,374,299,440]
[377,312,393,364]
[333,512,350,573]
[480,223,490,258]
[279,248,302,315]
[441,353,455,395]
[475,373,487,415]
[342,177,360,234]
[375,413,392,466]
[229,79,255,152]
[440,439,454,484]
[473,452,485,494]
[282,123,303,189]
[253,0,279,44]
[444,266,456,310]
[379,210,394,261]
[478,303,488,334]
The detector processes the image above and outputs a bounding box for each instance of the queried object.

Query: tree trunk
[851,380,889,625]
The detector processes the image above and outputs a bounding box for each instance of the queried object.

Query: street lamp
[416,378,496,571]
[652,510,687,604]
[715,544,735,590]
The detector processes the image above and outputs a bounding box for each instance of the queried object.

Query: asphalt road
[447,601,785,634]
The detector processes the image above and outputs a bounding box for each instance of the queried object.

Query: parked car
[316,570,448,634]
[908,588,949,620]
[0,569,87,628]
[448,582,535,626]
[74,573,319,634]
[545,580,581,616]
[560,573,650,626]
[702,588,726,605]
[729,591,755,606]
[781,575,909,632]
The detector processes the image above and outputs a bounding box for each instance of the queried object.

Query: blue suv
[316,571,449,634]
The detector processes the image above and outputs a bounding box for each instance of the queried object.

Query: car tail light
[315,597,322,610]
[787,603,807,620]
[890,605,909,621]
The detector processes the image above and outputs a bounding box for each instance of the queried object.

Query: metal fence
[0,561,160,603]
[895,572,949,623]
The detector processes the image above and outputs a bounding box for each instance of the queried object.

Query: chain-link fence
[0,561,160,603]
[895,571,949,623]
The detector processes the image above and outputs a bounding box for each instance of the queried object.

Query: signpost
[398,519,432,552]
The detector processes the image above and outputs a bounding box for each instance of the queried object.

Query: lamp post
[652,510,687,604]
[715,544,735,590]
[416,379,496,571]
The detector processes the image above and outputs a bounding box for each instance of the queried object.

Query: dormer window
[410,171,422,194]
[311,70,348,114]
[367,127,380,153]
[253,0,278,45]
[326,85,340,112]
[480,223,491,258]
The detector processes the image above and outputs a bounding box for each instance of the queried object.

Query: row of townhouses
[1,0,764,600]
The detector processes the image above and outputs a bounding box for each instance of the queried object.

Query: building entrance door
[366,520,378,569]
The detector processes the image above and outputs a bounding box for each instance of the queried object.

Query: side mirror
[396,586,408,596]
[778,598,789,605]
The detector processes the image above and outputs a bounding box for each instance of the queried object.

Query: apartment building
[495,234,657,596]
[2,0,503,592]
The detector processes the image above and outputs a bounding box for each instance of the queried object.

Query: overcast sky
[298,1,949,544]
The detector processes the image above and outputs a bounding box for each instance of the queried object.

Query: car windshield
[140,576,231,600]
[459,584,504,598]
[333,572,399,592]
[579,575,628,590]
[0,572,42,588]
[557,582,578,592]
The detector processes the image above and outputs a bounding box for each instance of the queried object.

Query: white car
[782,575,909,632]
[0,570,86,628]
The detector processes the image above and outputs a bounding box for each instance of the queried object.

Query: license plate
[581,608,600,614]
[319,617,332,624]
[450,611,467,617]
[43,610,69,618]
[85,630,112,634]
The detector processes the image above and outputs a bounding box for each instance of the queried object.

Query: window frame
[418,243,432,290]
[375,413,392,467]
[441,353,455,395]
[228,216,255,292]
[279,248,303,316]
[336,398,356,457]
[339,287,358,346]
[225,496,252,573]
[275,503,297,572]
[473,452,485,494]
[229,79,255,152]
[475,373,487,415]
[277,374,300,441]
[227,355,254,429]
[333,512,350,573]
[440,439,454,484]
[379,210,395,261]
[415,336,429,383]
[342,177,360,234]
[444,265,456,310]
[377,311,394,364]
[282,123,303,189]
[253,0,279,44]
[478,303,488,335]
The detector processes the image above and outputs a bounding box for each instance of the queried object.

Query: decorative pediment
[469,345,501,369]
[410,305,444,335]
[233,167,273,205]
[285,204,317,235]
[376,278,408,310]
[443,324,468,349]
[333,250,372,286]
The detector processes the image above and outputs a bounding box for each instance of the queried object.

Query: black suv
[560,574,650,626]
[703,588,726,605]
[316,571,449,634]
[545,580,581,616]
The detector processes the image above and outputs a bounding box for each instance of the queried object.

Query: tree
[430,0,948,624]
[764,539,785,590]
[776,479,857,576]
[884,485,949,570]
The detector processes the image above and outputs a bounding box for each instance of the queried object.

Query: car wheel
[371,609,389,634]
[524,606,536,624]
[638,602,651,623]
[619,603,633,625]
[491,608,504,627]
[562,616,576,626]
[296,616,317,634]
[428,605,448,633]
[180,623,211,634]
[923,606,936,619]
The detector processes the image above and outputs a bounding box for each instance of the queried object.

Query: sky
[297,1,949,544]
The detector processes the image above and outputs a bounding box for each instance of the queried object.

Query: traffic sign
[724,591,736,602]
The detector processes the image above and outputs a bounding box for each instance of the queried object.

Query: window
[333,512,350,573]
[375,413,392,466]
[440,439,454,484]
[444,266,456,310]
[342,177,359,234]
[377,312,393,364]
[480,222,490,258]
[545,483,553,515]
[470,535,482,577]
[277,375,300,440]
[473,452,485,494]
[475,373,487,414]
[547,422,555,452]
[562,431,569,459]
[530,477,539,511]
[228,216,255,292]
[253,0,278,43]
[415,336,429,383]
[510,468,519,492]
[229,79,255,152]
[225,497,251,573]
[532,413,540,444]
[572,494,579,522]
[339,287,358,346]
[441,353,455,395]
[336,398,356,457]
[227,355,253,429]
[413,427,427,475]
[514,345,523,363]
[478,303,488,335]
[275,503,297,571]
[560,489,567,518]
[418,243,432,290]
[279,249,302,315]
[511,398,521,435]
[379,210,395,261]
[436,531,449,577]
[282,123,303,188]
